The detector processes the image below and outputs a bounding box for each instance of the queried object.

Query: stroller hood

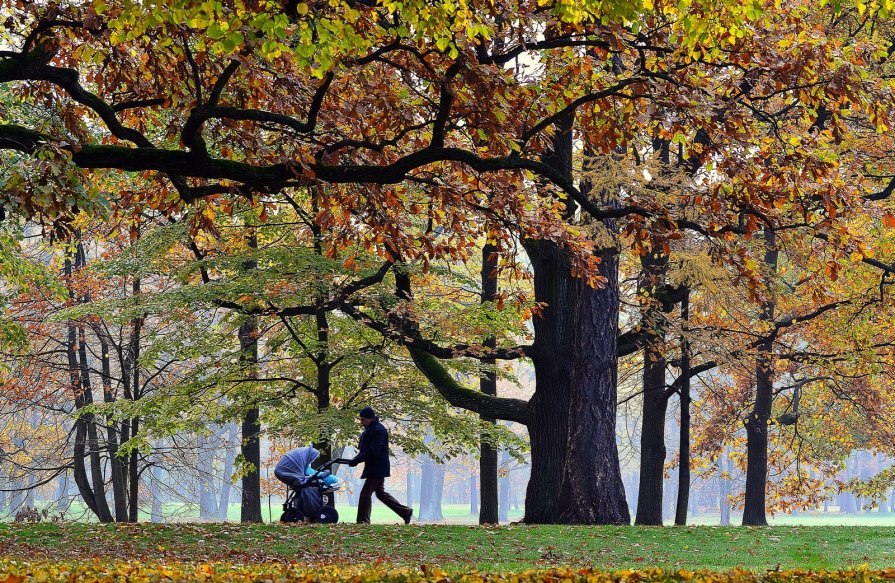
[274,446,320,488]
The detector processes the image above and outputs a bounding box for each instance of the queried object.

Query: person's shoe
[403,509,413,524]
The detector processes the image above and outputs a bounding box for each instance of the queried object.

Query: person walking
[348,407,413,524]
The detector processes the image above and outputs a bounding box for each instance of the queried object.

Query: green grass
[33,501,525,524]
[2,522,895,571]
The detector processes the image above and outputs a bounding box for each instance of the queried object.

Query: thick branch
[408,348,530,424]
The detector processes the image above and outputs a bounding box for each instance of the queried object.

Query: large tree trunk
[521,237,575,523]
[635,249,670,526]
[404,112,632,524]
[742,229,778,526]
[553,136,629,524]
[557,238,630,524]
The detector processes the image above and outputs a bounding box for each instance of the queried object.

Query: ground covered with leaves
[5,561,895,583]
[3,523,895,572]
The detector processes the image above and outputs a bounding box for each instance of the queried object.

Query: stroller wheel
[317,507,338,524]
[281,508,305,523]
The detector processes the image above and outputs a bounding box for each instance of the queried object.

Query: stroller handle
[311,457,350,475]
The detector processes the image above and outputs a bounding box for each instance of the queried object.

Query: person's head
[358,406,376,428]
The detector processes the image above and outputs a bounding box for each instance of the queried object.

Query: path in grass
[2,523,895,571]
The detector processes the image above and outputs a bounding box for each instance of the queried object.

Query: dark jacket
[352,419,390,479]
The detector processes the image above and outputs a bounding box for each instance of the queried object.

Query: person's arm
[349,427,387,465]
[349,432,367,466]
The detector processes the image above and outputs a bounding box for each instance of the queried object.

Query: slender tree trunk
[240,403,262,522]
[127,417,140,521]
[674,291,691,526]
[98,334,128,522]
[841,456,857,514]
[499,448,511,522]
[199,434,216,520]
[479,240,499,524]
[719,447,731,526]
[742,229,778,526]
[312,293,333,463]
[0,466,6,515]
[119,272,144,523]
[469,475,478,515]
[218,423,239,520]
[150,462,163,523]
[64,256,93,517]
[419,453,438,521]
[239,230,262,523]
[66,246,114,523]
[635,248,670,526]
[77,326,114,523]
[0,467,6,515]
[433,464,445,520]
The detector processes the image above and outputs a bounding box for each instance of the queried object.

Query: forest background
[3,0,895,530]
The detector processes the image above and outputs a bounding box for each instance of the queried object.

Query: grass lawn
[2,522,895,571]
[42,501,525,524]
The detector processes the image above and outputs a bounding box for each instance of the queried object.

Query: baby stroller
[274,446,349,523]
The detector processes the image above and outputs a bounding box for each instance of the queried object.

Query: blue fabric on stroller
[274,446,341,523]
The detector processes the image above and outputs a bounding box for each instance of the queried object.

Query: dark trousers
[356,477,411,523]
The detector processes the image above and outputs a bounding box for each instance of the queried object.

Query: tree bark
[674,291,691,526]
[68,294,101,520]
[239,231,262,523]
[742,229,778,526]
[553,135,629,524]
[78,326,114,523]
[635,249,670,526]
[479,240,499,524]
[98,333,128,522]
[556,237,630,524]
[66,247,115,524]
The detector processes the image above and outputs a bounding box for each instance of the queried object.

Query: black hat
[358,406,376,419]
